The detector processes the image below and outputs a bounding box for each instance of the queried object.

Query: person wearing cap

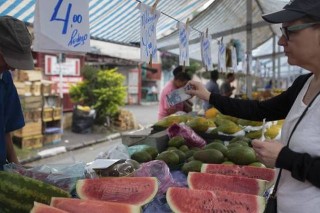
[0,16,34,170]
[185,0,320,212]
[158,66,192,120]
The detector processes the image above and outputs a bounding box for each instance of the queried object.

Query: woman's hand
[252,139,284,168]
[185,80,211,101]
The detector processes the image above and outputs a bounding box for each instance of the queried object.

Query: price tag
[33,0,90,53]
[178,22,190,66]
[218,40,226,72]
[200,33,213,70]
[166,85,192,107]
[137,3,161,63]
[232,47,238,72]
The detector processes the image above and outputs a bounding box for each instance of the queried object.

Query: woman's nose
[278,35,287,46]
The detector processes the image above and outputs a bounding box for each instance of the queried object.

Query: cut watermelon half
[76,177,158,206]
[51,197,141,213]
[167,187,265,213]
[201,163,276,188]
[188,172,267,196]
[30,202,68,213]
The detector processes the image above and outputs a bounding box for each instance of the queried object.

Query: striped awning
[0,0,211,45]
[0,0,290,65]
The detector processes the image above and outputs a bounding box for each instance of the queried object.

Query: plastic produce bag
[167,123,206,148]
[4,163,85,192]
[133,160,183,195]
[95,143,130,160]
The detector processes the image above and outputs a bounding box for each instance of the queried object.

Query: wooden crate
[13,120,42,137]
[43,133,62,145]
[13,135,43,149]
[14,81,32,96]
[23,108,42,123]
[20,96,43,110]
[16,69,43,82]
[31,82,42,96]
[41,80,57,96]
[53,107,62,120]
[42,107,53,122]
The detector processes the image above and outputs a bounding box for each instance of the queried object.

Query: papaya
[193,149,224,164]
[204,107,220,119]
[186,117,209,132]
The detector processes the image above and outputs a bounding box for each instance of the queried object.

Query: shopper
[0,16,34,170]
[158,66,192,120]
[203,69,220,110]
[186,0,320,212]
[220,72,235,97]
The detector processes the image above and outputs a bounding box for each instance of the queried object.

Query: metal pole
[272,34,276,88]
[246,0,253,99]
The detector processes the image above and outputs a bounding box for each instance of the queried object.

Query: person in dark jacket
[0,16,34,170]
[186,1,320,212]
[203,69,220,110]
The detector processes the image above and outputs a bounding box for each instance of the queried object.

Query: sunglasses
[280,22,320,41]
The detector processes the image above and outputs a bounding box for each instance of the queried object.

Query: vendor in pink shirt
[158,66,192,120]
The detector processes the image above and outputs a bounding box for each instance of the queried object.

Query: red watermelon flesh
[51,197,141,213]
[30,202,68,213]
[76,177,158,206]
[201,163,276,188]
[188,172,267,196]
[166,187,265,213]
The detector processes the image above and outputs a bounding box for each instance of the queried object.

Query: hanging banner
[33,0,90,53]
[200,33,213,71]
[178,22,190,66]
[231,47,238,72]
[218,40,226,72]
[137,3,161,63]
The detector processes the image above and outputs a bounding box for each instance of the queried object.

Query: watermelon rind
[188,172,267,196]
[76,177,158,206]
[51,197,142,213]
[167,187,266,213]
[30,202,68,213]
[0,171,70,213]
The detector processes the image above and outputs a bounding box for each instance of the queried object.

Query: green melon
[0,171,70,213]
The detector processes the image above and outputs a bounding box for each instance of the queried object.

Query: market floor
[18,103,159,164]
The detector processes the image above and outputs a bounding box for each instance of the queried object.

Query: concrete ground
[19,103,159,164]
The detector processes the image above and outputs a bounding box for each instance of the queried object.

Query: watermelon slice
[201,163,276,188]
[76,177,158,206]
[51,197,141,213]
[30,202,68,213]
[167,187,265,213]
[188,172,267,195]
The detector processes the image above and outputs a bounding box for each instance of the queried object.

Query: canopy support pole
[246,0,253,99]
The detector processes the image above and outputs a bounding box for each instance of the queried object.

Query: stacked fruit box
[13,69,44,149]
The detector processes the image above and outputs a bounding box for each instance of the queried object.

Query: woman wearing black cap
[158,66,192,120]
[186,0,320,212]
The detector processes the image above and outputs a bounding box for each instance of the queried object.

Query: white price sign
[200,33,213,70]
[178,22,190,66]
[218,40,226,72]
[137,3,161,63]
[33,0,90,53]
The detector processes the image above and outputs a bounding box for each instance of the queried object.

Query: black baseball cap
[262,0,320,23]
[0,16,34,70]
